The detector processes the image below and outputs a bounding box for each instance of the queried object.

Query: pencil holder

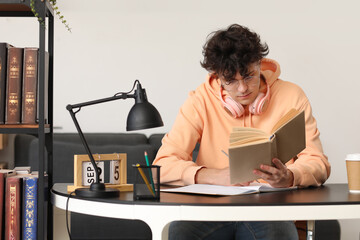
[133,164,160,200]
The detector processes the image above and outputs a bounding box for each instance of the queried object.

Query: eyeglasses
[221,73,260,91]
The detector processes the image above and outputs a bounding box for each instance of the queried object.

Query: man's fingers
[259,164,277,175]
[272,158,286,170]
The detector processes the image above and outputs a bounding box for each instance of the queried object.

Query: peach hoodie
[153,58,330,187]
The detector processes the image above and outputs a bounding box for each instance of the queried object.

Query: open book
[229,109,305,184]
[160,183,297,196]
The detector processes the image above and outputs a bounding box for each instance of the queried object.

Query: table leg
[307,220,315,240]
[133,205,178,240]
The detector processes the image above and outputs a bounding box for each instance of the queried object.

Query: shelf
[1,0,55,238]
[0,0,53,17]
[0,124,51,134]
[0,3,31,11]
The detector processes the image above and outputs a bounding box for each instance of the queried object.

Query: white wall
[1,0,360,238]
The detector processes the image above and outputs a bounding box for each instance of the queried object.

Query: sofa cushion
[14,134,38,167]
[148,133,165,155]
[148,133,200,162]
[53,133,148,146]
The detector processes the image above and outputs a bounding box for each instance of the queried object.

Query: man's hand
[253,158,294,188]
[195,167,251,186]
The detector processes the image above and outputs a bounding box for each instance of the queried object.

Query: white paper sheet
[161,183,297,196]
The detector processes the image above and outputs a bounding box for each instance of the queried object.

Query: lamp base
[75,183,120,198]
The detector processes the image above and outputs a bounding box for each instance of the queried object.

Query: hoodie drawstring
[249,112,253,128]
[242,111,253,128]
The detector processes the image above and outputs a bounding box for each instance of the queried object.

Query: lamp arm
[66,93,135,186]
[67,108,101,184]
[67,93,135,109]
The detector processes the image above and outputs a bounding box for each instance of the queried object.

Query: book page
[161,184,261,196]
[229,137,269,147]
[271,108,299,133]
[249,182,298,192]
[232,127,267,134]
[230,131,268,140]
[160,183,297,196]
[230,127,270,145]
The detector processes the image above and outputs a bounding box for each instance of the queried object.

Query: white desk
[51,184,360,240]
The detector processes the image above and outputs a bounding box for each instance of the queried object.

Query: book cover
[5,47,23,124]
[21,48,39,124]
[229,109,306,184]
[22,176,38,240]
[4,175,23,240]
[0,170,15,240]
[0,43,11,124]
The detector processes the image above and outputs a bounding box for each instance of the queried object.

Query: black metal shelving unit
[0,0,54,239]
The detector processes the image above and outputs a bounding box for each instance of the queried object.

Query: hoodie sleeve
[286,98,331,187]
[153,91,205,186]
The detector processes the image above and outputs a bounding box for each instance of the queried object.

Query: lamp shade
[126,101,164,131]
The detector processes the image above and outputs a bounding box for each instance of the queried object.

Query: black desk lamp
[66,80,163,198]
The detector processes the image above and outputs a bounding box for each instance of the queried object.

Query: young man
[153,24,330,240]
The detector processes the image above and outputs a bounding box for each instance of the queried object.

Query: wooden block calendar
[67,153,133,192]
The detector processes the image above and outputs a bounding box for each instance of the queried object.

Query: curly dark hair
[201,24,269,81]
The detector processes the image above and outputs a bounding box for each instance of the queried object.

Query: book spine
[4,177,22,240]
[21,48,39,124]
[0,43,9,124]
[22,177,37,240]
[5,47,23,124]
[0,173,5,240]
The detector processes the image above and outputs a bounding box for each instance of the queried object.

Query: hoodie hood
[206,58,281,98]
[260,58,281,87]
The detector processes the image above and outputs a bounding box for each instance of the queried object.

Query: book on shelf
[21,48,38,125]
[0,43,11,124]
[4,175,23,240]
[5,47,24,124]
[22,175,38,240]
[21,48,49,124]
[229,108,306,184]
[0,169,16,239]
[14,166,31,175]
[3,170,37,240]
[161,183,297,196]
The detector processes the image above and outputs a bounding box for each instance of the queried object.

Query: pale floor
[53,207,70,240]
[53,207,360,240]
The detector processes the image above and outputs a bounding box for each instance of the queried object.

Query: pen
[136,164,155,197]
[144,151,156,193]
[221,149,229,157]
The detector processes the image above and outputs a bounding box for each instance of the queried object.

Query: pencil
[221,149,229,157]
[136,164,155,197]
[144,151,156,193]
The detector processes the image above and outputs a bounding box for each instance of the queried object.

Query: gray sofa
[14,133,340,240]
